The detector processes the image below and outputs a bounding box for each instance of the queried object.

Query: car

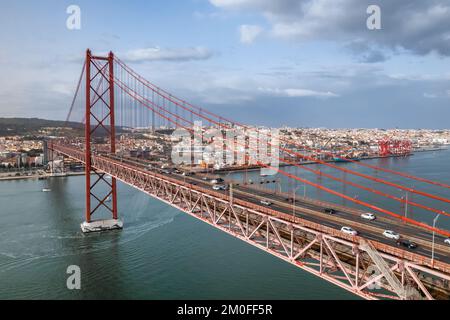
[396,240,418,249]
[260,199,272,206]
[324,208,337,214]
[211,178,225,184]
[361,212,376,221]
[341,226,358,236]
[383,230,400,240]
[212,184,228,191]
[444,238,450,245]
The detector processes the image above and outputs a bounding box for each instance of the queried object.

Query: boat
[42,188,52,192]
[105,196,112,202]
[50,172,67,177]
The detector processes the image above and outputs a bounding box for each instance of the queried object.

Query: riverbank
[0,171,84,181]
[210,147,448,174]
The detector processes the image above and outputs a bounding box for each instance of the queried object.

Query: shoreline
[212,148,448,174]
[0,171,84,181]
[0,147,446,180]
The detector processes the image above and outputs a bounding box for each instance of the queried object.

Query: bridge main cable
[113,57,450,211]
[114,56,450,191]
[108,66,450,237]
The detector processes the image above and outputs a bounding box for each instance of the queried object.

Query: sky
[0,0,450,128]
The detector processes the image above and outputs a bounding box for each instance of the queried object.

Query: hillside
[0,117,131,137]
[0,118,83,136]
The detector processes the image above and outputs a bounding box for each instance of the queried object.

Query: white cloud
[423,90,450,99]
[258,87,339,98]
[50,84,73,96]
[423,93,437,99]
[239,24,263,44]
[122,46,214,62]
[209,0,264,9]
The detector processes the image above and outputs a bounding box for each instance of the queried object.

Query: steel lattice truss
[51,143,450,300]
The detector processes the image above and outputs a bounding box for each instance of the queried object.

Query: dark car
[396,240,418,249]
[324,208,337,214]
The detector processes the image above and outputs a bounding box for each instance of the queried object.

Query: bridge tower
[81,49,122,233]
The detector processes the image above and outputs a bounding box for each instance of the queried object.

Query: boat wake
[0,197,179,273]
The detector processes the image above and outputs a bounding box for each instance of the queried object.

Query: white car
[383,230,400,240]
[361,212,376,221]
[260,199,272,206]
[212,184,227,191]
[341,226,358,236]
[444,238,450,245]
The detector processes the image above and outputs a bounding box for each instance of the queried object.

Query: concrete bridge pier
[81,219,123,233]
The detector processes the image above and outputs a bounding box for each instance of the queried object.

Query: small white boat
[42,188,52,192]
[105,196,112,202]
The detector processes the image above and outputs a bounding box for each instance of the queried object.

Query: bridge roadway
[107,154,450,264]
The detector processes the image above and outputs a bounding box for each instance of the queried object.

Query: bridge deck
[51,144,450,300]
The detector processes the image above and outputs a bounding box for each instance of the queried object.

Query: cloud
[423,93,437,99]
[239,24,263,44]
[258,87,339,98]
[122,46,214,62]
[209,0,260,9]
[210,0,450,58]
[345,39,388,63]
[50,84,73,96]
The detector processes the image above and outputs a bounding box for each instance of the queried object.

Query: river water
[0,149,448,299]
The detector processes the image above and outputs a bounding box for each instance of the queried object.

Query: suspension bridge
[49,49,450,300]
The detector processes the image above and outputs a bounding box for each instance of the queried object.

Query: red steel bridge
[49,49,450,300]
